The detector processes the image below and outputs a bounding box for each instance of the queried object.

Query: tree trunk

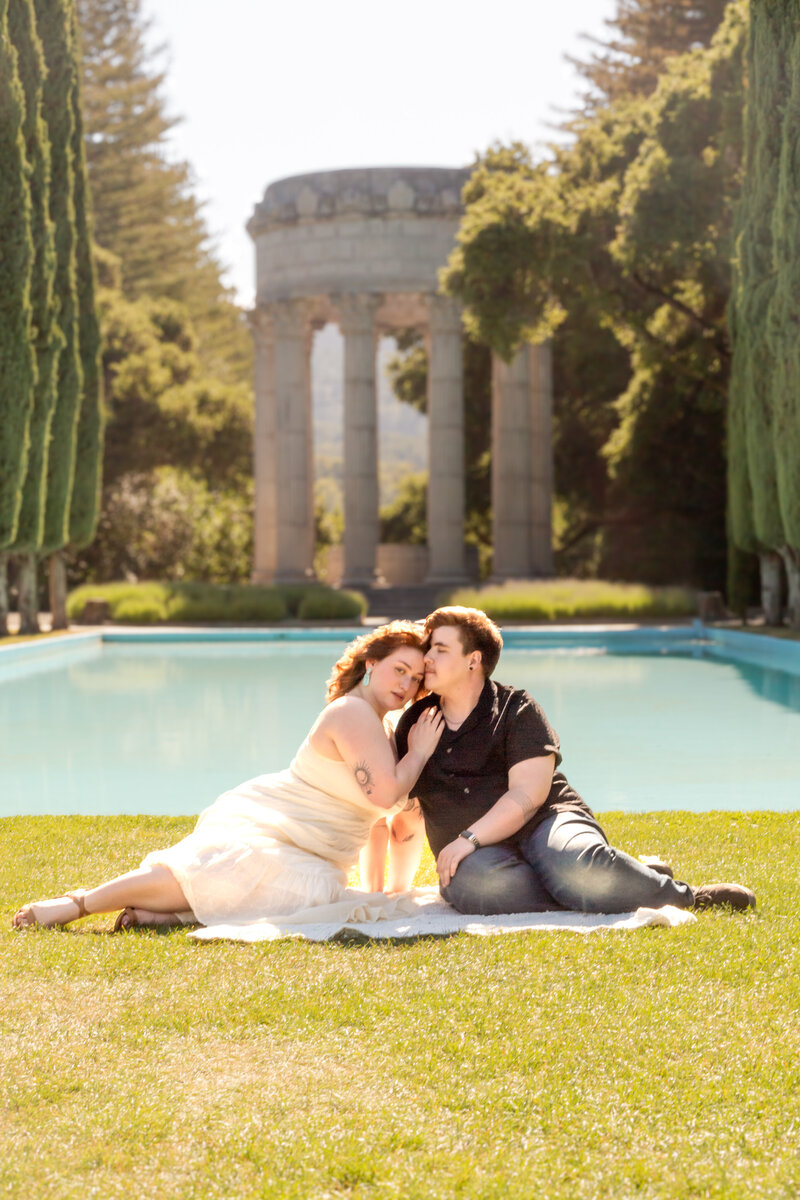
[778,546,800,630]
[0,553,9,636]
[17,553,40,635]
[759,551,783,626]
[49,550,68,630]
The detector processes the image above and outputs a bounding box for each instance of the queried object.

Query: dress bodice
[290,736,391,818]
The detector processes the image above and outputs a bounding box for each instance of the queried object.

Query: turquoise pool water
[1,633,799,816]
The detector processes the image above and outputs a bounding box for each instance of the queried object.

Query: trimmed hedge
[297,589,367,621]
[441,579,697,622]
[66,580,368,624]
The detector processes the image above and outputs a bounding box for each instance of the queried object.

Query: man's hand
[436,836,475,887]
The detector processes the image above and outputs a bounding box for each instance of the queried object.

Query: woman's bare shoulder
[315,695,379,730]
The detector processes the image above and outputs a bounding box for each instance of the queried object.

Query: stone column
[272,298,315,581]
[491,341,554,579]
[249,306,277,583]
[530,341,554,575]
[338,293,380,586]
[491,347,532,579]
[426,294,467,583]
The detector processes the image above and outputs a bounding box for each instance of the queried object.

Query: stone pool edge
[2,621,800,678]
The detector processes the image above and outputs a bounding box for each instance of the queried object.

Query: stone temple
[247,166,553,587]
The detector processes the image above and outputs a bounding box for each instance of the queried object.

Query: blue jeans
[440,810,694,915]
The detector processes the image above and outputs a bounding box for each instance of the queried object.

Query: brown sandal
[12,890,88,930]
[66,891,88,919]
[112,907,139,933]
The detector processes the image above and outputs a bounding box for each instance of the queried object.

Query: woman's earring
[363,669,371,686]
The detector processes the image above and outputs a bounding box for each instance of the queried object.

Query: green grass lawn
[2,812,799,1199]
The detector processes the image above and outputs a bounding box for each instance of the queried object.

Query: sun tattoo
[354,761,374,797]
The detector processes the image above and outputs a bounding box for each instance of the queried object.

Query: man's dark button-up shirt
[395,678,592,859]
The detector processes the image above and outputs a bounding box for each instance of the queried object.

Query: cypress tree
[726,271,759,612]
[8,0,64,634]
[727,1,788,620]
[67,4,104,553]
[766,5,800,625]
[35,0,84,628]
[0,0,36,634]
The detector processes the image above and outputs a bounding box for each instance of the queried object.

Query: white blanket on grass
[189,886,695,943]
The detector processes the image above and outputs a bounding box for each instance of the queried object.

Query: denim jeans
[440,810,694,915]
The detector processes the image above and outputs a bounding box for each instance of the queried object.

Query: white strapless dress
[142,737,399,926]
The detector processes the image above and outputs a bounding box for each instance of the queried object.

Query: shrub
[67,581,287,624]
[111,596,167,623]
[224,588,286,622]
[68,468,254,588]
[274,583,322,617]
[297,588,367,621]
[442,579,696,622]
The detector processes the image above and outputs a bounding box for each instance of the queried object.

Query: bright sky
[141,0,618,305]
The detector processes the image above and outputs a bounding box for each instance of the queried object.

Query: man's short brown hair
[424,606,503,678]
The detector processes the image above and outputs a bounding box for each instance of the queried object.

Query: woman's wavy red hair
[326,620,427,703]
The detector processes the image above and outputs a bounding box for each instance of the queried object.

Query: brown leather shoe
[691,883,756,911]
[639,856,674,879]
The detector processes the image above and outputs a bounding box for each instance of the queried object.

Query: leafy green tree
[74,0,251,386]
[379,473,428,546]
[6,0,62,633]
[67,286,253,586]
[97,292,252,490]
[443,2,747,589]
[0,0,36,634]
[70,467,254,586]
[385,331,492,561]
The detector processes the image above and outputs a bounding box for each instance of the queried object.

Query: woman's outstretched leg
[12,865,192,929]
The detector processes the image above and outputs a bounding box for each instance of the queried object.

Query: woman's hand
[406,707,445,761]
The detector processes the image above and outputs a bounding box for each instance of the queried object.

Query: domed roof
[249,165,469,235]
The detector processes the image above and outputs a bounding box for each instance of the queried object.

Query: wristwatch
[459,829,481,850]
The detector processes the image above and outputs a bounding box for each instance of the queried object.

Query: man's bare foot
[12,891,87,930]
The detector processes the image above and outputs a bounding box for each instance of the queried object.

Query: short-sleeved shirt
[394,678,593,859]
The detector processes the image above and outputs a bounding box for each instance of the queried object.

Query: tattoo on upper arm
[354,761,375,798]
[510,791,537,820]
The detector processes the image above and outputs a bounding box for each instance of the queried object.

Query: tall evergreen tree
[7,0,64,634]
[74,0,251,385]
[571,0,731,109]
[67,4,104,554]
[727,1,788,622]
[35,0,84,628]
[0,0,36,634]
[766,4,800,625]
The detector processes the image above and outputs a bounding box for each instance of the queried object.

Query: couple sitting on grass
[13,606,756,933]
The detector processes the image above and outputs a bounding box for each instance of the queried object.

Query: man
[395,607,756,915]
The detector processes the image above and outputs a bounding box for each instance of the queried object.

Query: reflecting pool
[1,638,799,816]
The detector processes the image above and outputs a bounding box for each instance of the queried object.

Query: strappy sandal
[12,889,88,930]
[112,907,139,933]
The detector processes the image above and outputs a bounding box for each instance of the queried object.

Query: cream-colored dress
[143,737,398,926]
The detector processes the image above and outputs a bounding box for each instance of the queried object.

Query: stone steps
[358,585,449,621]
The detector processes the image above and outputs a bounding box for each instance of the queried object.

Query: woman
[12,621,443,932]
